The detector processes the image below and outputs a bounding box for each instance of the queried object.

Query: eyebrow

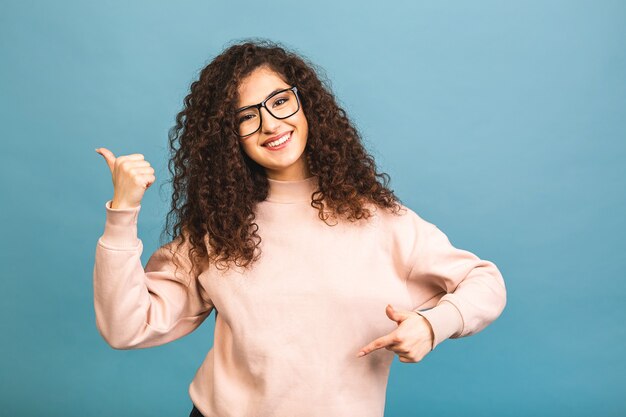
[236,87,286,112]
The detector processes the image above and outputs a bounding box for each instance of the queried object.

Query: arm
[93,200,214,349]
[405,210,507,351]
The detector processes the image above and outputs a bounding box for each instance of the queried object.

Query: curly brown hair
[158,38,404,281]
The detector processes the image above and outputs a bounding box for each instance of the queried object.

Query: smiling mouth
[262,131,292,148]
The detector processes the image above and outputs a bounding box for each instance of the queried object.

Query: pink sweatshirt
[93,175,506,417]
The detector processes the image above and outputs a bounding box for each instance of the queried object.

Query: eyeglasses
[234,86,301,137]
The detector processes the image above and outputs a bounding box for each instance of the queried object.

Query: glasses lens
[236,89,299,136]
[266,89,299,120]
[236,107,260,137]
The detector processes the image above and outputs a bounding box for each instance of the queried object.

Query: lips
[262,131,292,147]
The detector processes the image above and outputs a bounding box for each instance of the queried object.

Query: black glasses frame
[234,86,301,137]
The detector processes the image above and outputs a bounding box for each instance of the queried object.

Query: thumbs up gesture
[95,147,155,209]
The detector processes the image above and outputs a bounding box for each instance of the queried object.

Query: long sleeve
[93,200,214,350]
[404,209,507,352]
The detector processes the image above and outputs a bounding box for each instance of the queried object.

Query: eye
[271,94,291,108]
[237,113,257,123]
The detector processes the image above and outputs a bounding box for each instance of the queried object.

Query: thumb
[95,147,116,173]
[385,304,413,324]
[385,304,405,323]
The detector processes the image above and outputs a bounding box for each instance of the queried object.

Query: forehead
[237,66,290,107]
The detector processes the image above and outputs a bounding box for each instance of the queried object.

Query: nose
[260,106,281,133]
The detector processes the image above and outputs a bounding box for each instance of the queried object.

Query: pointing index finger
[357,333,396,357]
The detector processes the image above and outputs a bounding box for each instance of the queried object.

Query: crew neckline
[265,175,320,203]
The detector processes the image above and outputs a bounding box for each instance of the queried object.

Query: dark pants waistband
[189,404,205,417]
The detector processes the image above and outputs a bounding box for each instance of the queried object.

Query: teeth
[265,132,290,148]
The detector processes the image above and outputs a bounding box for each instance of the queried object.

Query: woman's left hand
[356,304,434,363]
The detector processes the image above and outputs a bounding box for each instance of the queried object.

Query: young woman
[94,39,507,417]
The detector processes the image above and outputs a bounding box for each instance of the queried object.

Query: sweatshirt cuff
[99,199,141,248]
[413,300,464,351]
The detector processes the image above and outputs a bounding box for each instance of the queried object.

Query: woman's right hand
[95,147,156,209]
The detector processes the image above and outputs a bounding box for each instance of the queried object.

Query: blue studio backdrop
[1,0,624,416]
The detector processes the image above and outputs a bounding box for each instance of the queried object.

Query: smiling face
[236,65,311,181]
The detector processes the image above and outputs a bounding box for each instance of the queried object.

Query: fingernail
[95,148,99,152]
[357,351,365,357]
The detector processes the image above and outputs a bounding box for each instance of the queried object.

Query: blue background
[1,0,625,416]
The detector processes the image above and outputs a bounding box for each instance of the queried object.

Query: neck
[265,175,319,203]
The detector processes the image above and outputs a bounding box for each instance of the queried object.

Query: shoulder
[368,201,421,228]
[370,201,440,247]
